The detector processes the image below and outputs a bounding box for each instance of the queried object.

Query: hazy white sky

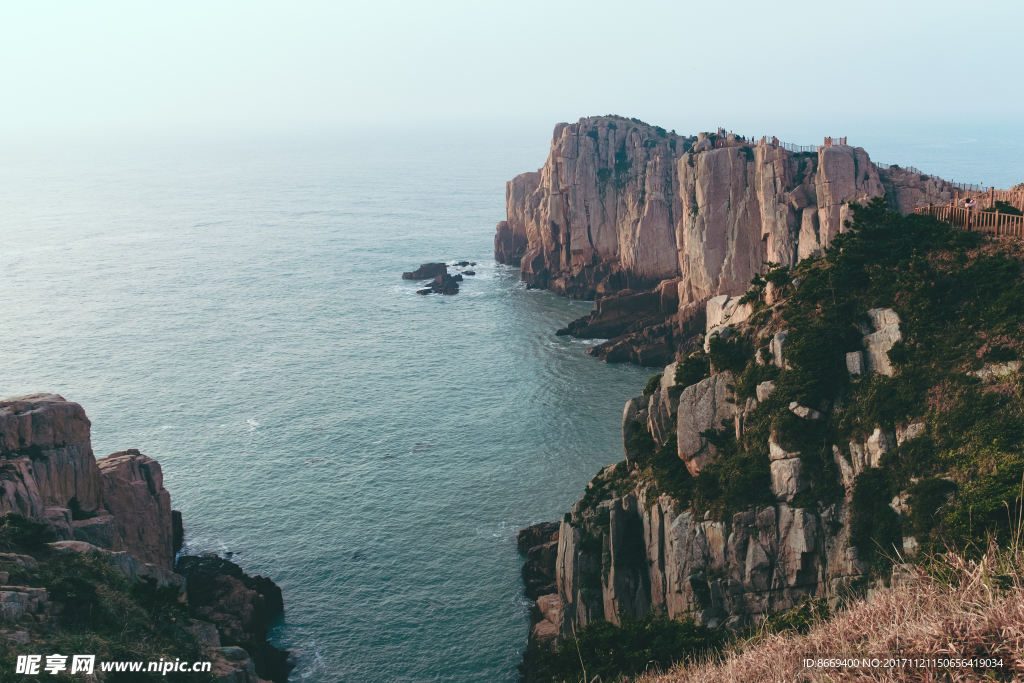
[2,0,1021,136]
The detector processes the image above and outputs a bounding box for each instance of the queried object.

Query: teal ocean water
[1,124,1020,681]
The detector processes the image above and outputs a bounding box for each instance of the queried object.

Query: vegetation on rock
[0,514,215,683]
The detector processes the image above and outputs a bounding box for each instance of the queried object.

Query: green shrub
[644,373,663,396]
[708,335,747,375]
[0,514,54,550]
[691,427,774,519]
[629,425,694,510]
[982,200,1023,216]
[675,352,710,388]
[533,612,726,682]
[849,468,901,572]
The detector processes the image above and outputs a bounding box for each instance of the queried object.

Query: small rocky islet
[401,261,477,295]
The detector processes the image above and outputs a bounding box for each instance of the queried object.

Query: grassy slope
[639,542,1024,682]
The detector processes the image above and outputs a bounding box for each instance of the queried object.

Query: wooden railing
[954,187,1024,213]
[915,204,1024,238]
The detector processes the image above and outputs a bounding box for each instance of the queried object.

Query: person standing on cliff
[965,197,978,229]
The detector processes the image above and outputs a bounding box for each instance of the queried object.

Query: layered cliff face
[520,200,1024,667]
[0,393,101,519]
[496,117,957,305]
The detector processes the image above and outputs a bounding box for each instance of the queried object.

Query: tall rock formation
[495,116,957,306]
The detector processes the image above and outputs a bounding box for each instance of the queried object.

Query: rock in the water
[430,273,460,295]
[463,270,476,276]
[416,288,431,295]
[402,263,447,280]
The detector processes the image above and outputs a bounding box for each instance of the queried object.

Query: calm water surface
[1,123,1019,681]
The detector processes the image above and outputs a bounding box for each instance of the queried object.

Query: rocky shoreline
[0,393,292,682]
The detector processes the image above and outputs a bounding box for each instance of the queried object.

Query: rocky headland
[509,118,1024,682]
[496,116,960,366]
[0,393,291,682]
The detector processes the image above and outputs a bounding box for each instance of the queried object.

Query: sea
[1,121,1020,682]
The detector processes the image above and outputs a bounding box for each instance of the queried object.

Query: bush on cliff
[533,612,726,683]
[0,513,54,550]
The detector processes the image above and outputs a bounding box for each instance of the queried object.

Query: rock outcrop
[176,555,291,683]
[526,284,919,655]
[0,394,102,520]
[97,449,174,570]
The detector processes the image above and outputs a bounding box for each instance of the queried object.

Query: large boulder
[677,372,735,475]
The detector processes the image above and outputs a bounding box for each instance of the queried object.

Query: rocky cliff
[497,117,956,300]
[497,117,962,366]
[519,198,1024,678]
[0,394,291,683]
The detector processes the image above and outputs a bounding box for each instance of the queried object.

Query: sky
[2,0,1022,140]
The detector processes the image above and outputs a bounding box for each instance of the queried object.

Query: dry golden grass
[636,543,1024,683]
